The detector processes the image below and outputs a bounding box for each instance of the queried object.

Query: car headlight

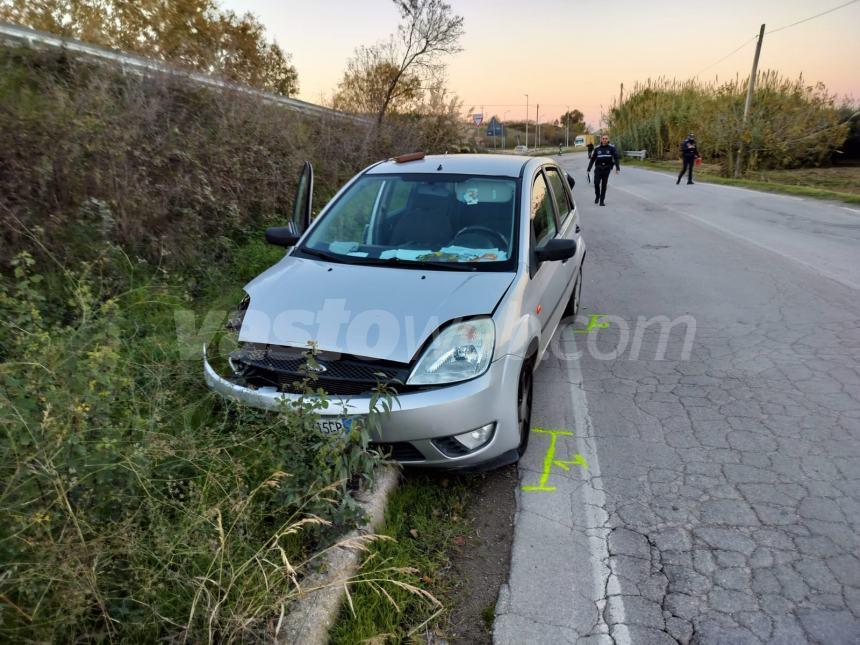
[407,318,494,386]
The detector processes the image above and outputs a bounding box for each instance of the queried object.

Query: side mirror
[566,173,575,189]
[265,226,300,247]
[535,238,577,263]
[291,161,313,235]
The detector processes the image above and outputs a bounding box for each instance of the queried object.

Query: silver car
[204,153,585,470]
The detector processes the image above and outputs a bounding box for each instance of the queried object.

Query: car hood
[239,256,515,364]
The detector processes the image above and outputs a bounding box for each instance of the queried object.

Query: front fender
[492,271,541,363]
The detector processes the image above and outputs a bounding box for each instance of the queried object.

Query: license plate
[316,417,356,436]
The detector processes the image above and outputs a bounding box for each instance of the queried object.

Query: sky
[222,0,860,129]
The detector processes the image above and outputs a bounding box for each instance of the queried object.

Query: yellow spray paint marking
[573,313,610,333]
[521,428,589,492]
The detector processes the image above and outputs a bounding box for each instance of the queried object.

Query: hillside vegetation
[0,46,450,640]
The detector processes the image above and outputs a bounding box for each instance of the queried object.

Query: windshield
[300,173,518,269]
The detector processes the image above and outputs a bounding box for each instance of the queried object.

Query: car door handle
[575,225,581,233]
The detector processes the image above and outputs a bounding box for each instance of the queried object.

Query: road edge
[279,464,400,644]
[622,159,860,206]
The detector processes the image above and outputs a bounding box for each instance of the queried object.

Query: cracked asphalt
[494,153,860,644]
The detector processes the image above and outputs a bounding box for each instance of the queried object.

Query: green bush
[0,46,458,274]
[0,252,388,640]
[0,43,457,639]
[606,72,851,174]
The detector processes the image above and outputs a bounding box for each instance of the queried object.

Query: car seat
[455,199,515,248]
[387,186,455,248]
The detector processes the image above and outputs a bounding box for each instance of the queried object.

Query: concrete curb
[279,465,400,644]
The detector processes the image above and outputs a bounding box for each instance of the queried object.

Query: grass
[482,604,495,629]
[623,158,860,205]
[0,239,394,641]
[329,473,473,643]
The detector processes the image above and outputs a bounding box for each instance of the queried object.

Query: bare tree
[333,44,422,116]
[413,76,467,151]
[337,0,463,125]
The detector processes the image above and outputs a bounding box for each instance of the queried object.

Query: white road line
[564,329,632,645]
[615,184,860,292]
[624,165,831,204]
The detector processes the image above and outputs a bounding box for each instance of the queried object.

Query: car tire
[565,266,583,318]
[516,359,535,457]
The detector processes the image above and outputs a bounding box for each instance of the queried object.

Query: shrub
[606,72,850,174]
[0,43,452,639]
[0,253,389,640]
[0,46,461,274]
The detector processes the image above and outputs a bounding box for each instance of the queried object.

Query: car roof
[366,153,537,178]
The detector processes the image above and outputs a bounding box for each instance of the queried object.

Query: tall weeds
[0,46,458,273]
[0,44,449,640]
[606,72,850,174]
[0,249,414,640]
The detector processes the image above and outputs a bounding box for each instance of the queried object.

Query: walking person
[677,133,700,185]
[586,134,620,206]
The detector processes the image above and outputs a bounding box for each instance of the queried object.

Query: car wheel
[565,266,583,318]
[517,360,534,456]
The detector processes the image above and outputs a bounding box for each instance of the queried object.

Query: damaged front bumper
[203,345,522,470]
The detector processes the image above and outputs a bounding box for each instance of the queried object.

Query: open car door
[265,161,313,247]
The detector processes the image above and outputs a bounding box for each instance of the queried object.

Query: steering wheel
[450,226,508,250]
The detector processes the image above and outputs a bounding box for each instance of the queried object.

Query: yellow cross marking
[521,428,589,492]
[573,313,610,333]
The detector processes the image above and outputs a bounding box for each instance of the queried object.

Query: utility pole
[565,105,570,148]
[523,93,529,149]
[734,23,765,178]
[619,82,624,106]
[503,110,510,149]
[536,104,540,148]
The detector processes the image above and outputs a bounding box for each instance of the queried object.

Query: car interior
[380,179,516,254]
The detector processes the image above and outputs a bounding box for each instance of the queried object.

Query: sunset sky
[223,0,860,129]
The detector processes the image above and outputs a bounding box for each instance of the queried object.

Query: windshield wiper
[356,255,477,272]
[299,247,354,264]
[300,246,477,271]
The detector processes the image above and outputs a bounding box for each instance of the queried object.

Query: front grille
[432,436,471,457]
[369,441,425,462]
[233,344,411,396]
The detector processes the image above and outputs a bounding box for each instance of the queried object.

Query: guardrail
[0,21,370,125]
[624,149,647,159]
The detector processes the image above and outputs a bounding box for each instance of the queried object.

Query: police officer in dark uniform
[586,134,620,206]
[677,133,699,185]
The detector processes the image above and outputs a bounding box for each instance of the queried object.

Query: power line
[693,0,859,79]
[694,35,758,77]
[461,103,574,108]
[766,0,860,35]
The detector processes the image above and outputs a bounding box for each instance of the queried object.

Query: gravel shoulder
[446,465,518,643]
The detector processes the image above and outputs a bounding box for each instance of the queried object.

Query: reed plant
[606,71,850,175]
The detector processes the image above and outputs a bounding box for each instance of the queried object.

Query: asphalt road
[494,153,860,644]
